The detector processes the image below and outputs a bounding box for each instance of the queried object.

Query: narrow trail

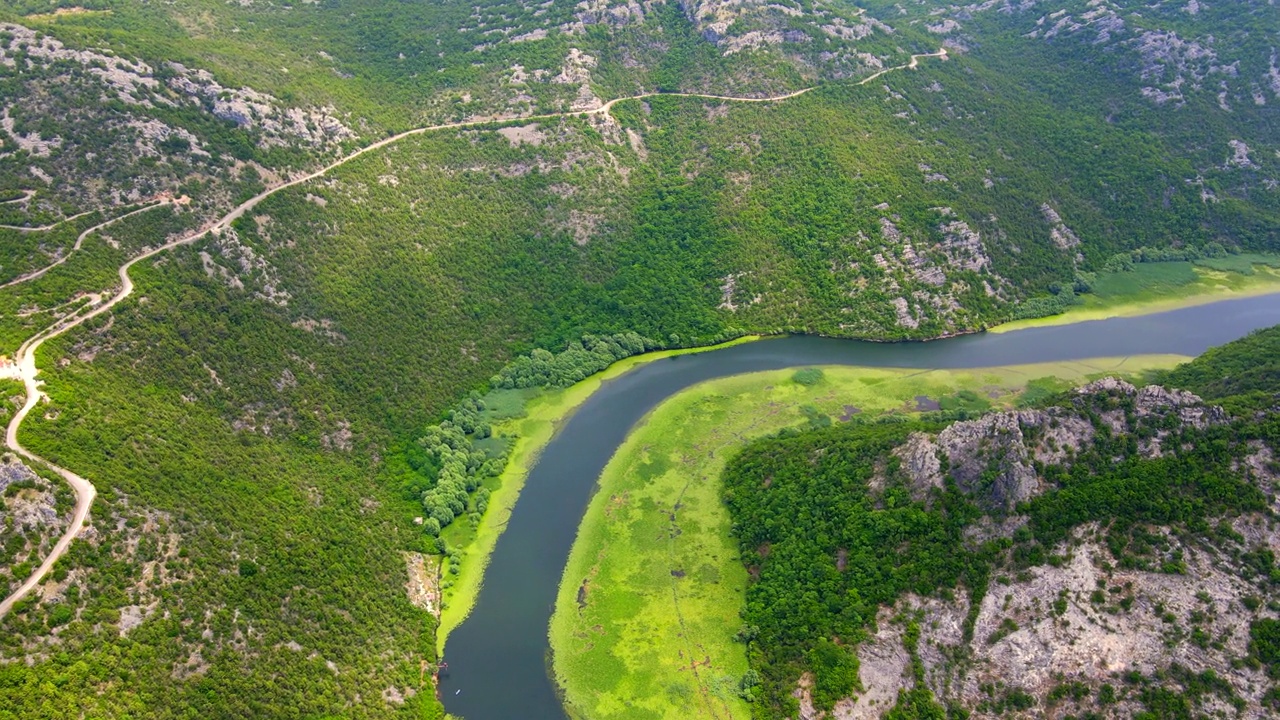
[0,190,36,206]
[0,199,173,290]
[0,49,947,618]
[0,209,97,233]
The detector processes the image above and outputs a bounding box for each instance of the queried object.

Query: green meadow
[992,258,1280,334]
[549,355,1188,720]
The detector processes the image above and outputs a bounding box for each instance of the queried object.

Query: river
[440,294,1280,719]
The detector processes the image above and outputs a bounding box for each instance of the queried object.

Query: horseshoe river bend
[440,293,1280,720]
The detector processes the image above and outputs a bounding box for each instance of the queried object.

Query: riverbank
[990,261,1280,334]
[548,354,1188,720]
[436,335,762,650]
[439,261,1280,649]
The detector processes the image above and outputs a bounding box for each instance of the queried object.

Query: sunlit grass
[992,259,1280,334]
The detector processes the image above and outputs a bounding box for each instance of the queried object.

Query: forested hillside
[722,327,1280,718]
[0,0,1276,717]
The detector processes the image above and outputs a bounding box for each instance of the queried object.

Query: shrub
[792,368,825,386]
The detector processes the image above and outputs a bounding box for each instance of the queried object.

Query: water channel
[441,294,1280,719]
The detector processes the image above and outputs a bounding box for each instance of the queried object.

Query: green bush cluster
[1010,288,1080,320]
[490,333,658,389]
[791,368,825,386]
[417,423,501,537]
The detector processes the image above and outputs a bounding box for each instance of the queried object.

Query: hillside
[0,0,1276,718]
[722,327,1280,718]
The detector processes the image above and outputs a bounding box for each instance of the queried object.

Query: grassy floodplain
[549,355,1189,720]
[992,259,1280,334]
[435,336,760,650]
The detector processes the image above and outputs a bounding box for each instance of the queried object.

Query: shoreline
[436,280,1280,653]
[988,267,1280,334]
[434,335,763,650]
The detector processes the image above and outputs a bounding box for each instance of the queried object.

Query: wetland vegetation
[550,356,1186,720]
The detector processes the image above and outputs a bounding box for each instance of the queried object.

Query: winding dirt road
[0,190,36,206]
[0,209,97,233]
[0,199,173,290]
[0,49,947,617]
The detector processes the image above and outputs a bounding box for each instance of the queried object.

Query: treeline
[490,332,658,389]
[413,332,684,540]
[1009,242,1264,321]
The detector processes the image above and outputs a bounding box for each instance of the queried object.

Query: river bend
[441,294,1280,719]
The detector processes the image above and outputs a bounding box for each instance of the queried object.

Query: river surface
[440,294,1280,719]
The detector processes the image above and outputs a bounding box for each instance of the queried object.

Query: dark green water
[440,295,1280,719]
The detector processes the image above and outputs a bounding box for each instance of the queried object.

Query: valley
[0,51,947,619]
[441,298,1280,719]
[0,0,1277,718]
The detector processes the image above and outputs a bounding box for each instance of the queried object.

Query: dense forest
[721,327,1280,718]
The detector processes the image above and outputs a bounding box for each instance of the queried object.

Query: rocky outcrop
[895,413,1044,511]
[891,379,1227,510]
[1040,203,1080,250]
[0,23,354,149]
[867,208,1006,334]
[854,526,1278,717]
[1074,378,1228,456]
[1020,408,1094,465]
[0,456,59,532]
[937,412,1042,511]
[892,432,944,501]
[0,455,72,599]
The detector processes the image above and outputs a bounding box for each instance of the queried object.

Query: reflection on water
[441,294,1280,720]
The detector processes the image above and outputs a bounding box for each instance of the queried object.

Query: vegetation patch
[550,356,1181,720]
[993,259,1280,334]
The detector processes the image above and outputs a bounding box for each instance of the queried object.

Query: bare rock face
[894,409,1078,511]
[840,618,911,718]
[1135,384,1228,428]
[0,454,73,598]
[892,432,943,501]
[0,456,58,531]
[1040,203,1080,249]
[937,412,1042,511]
[888,378,1228,512]
[1020,408,1094,465]
[846,525,1279,717]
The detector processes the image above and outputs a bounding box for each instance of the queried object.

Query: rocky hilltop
[724,356,1280,720]
[827,380,1276,718]
[894,378,1230,512]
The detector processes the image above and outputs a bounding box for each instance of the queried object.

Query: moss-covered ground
[549,355,1188,720]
